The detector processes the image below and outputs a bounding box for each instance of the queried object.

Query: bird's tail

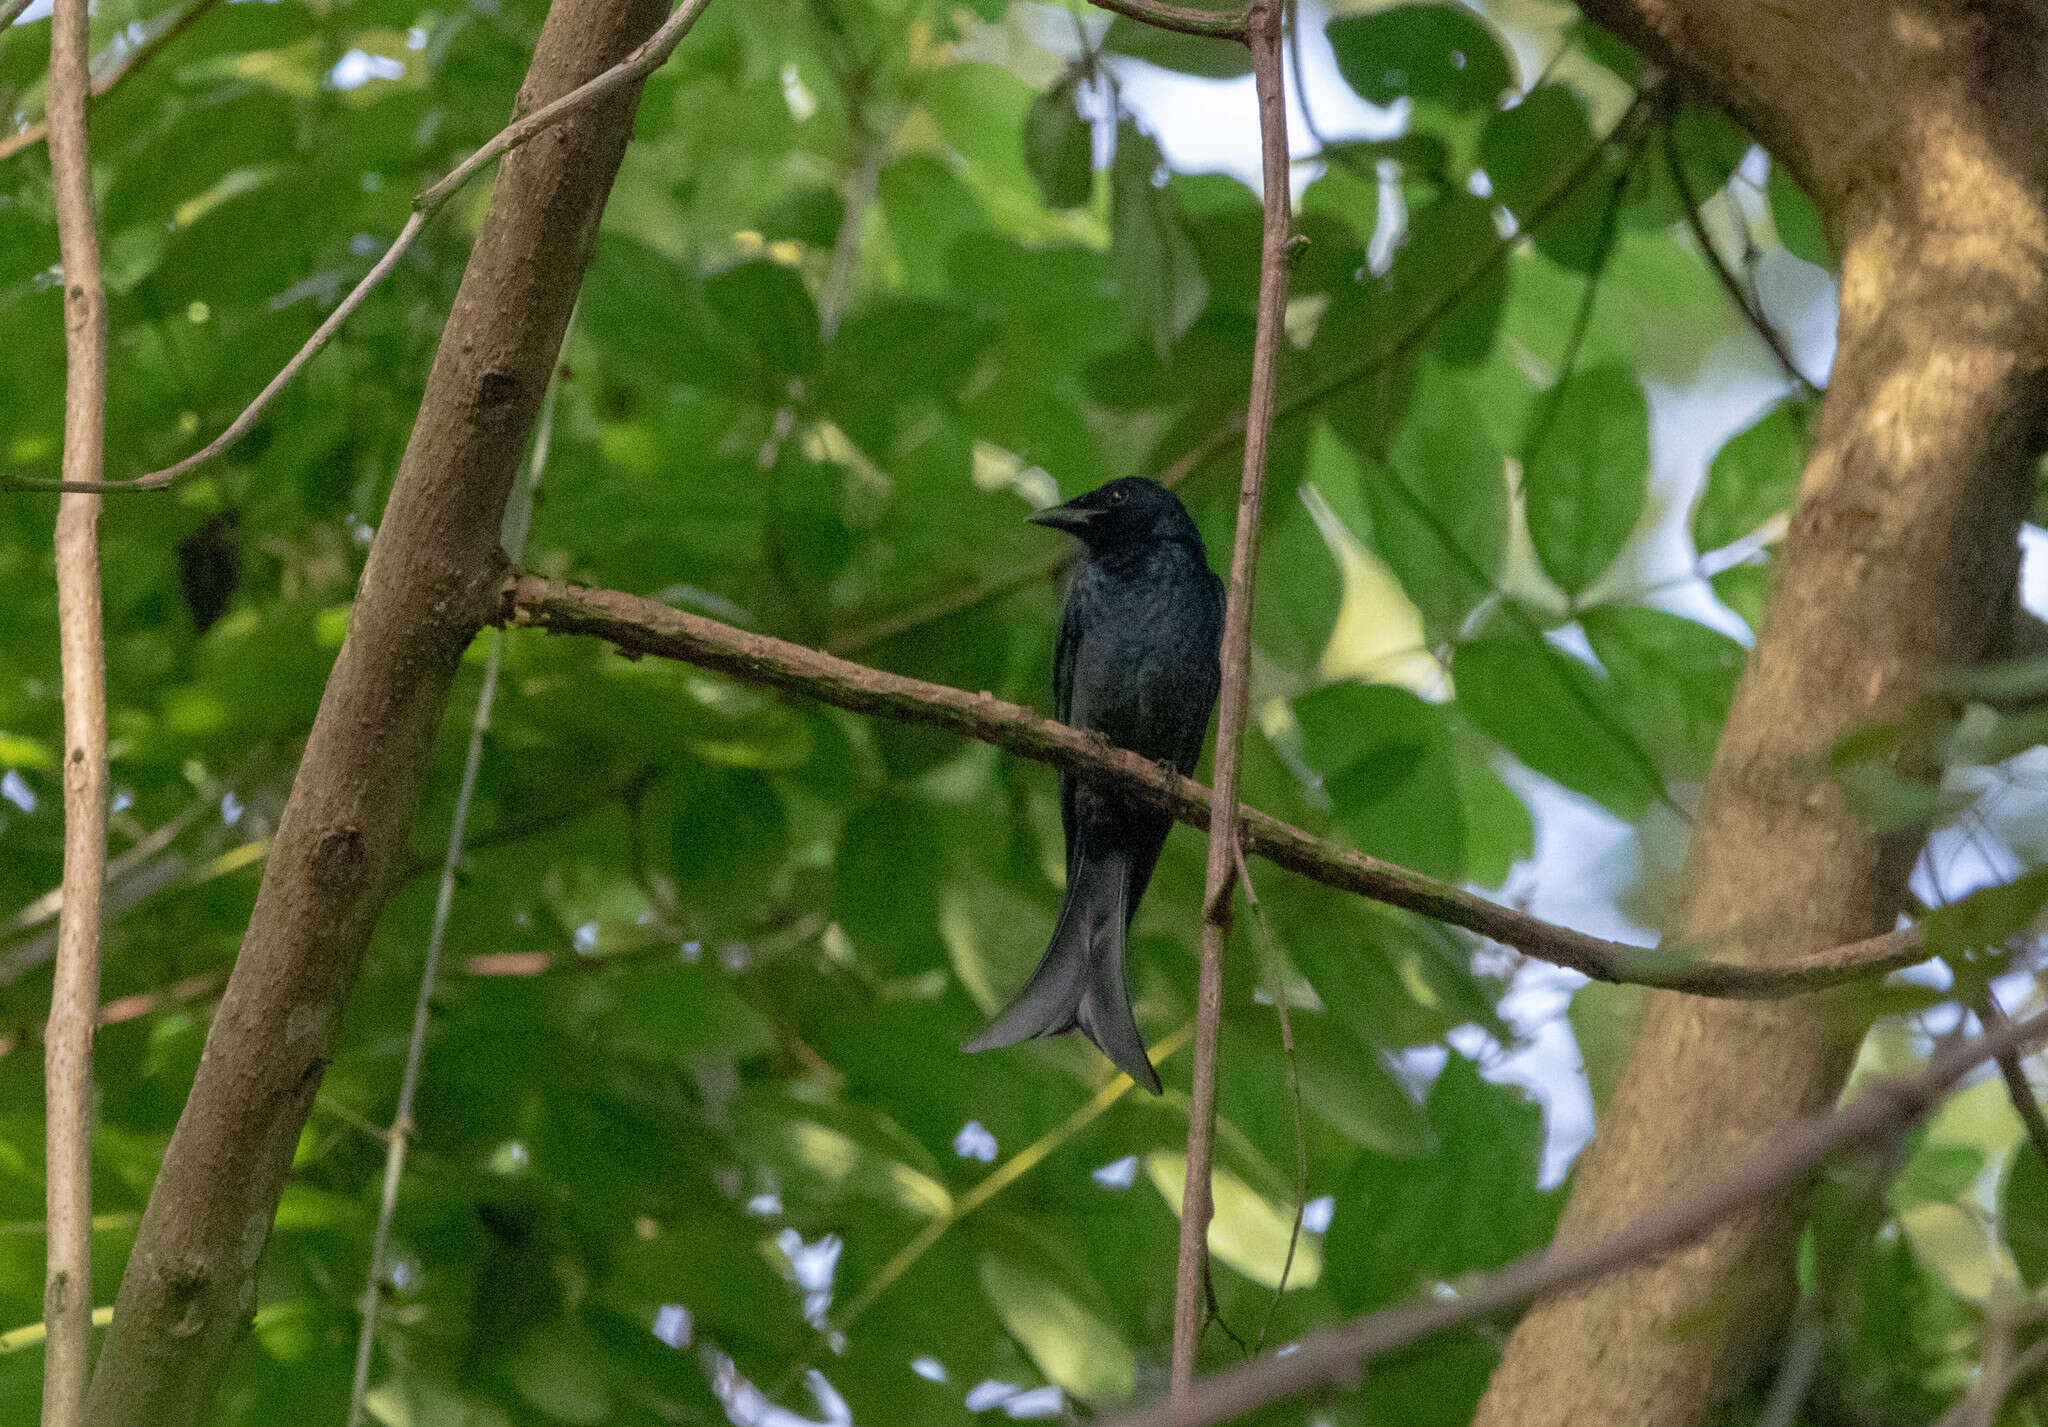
[962,839,1162,1094]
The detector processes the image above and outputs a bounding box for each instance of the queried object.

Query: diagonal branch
[1094,1005,2048,1427]
[79,0,675,1418]
[41,0,109,1415]
[1086,0,1246,39]
[343,344,567,1427]
[1662,119,1812,394]
[5,0,715,495]
[501,573,1932,998]
[1171,0,1290,1391]
[0,0,225,165]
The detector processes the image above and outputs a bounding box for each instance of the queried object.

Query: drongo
[964,477,1224,1093]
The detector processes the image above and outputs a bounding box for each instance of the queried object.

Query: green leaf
[1579,605,1745,778]
[1710,556,1773,631]
[1523,364,1650,596]
[703,258,821,382]
[1324,1056,1557,1311]
[1293,682,1466,882]
[1455,633,1665,818]
[1252,485,1342,674]
[1922,868,2048,962]
[1111,126,1209,356]
[1325,4,1514,113]
[1101,14,1252,78]
[1568,980,1641,1111]
[1147,1152,1323,1289]
[1024,76,1093,209]
[977,1255,1135,1400]
[1695,398,1810,553]
[1356,381,1508,637]
[1480,84,1614,272]
[1768,162,1833,267]
[2004,1147,2048,1287]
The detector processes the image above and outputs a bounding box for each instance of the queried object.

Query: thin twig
[0,0,225,164]
[0,0,35,35]
[41,0,106,1414]
[1517,138,1637,478]
[1662,120,1812,393]
[343,351,568,1427]
[1087,0,1246,39]
[505,572,1936,998]
[1096,1007,2048,1427]
[4,749,268,942]
[818,110,884,340]
[1234,835,1305,1356]
[1979,986,2048,1172]
[1172,0,1290,1390]
[6,0,714,494]
[833,1023,1193,1333]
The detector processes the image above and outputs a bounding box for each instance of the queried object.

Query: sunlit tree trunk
[1473,9,2048,1425]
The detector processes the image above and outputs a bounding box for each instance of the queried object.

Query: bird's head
[1027,477,1198,549]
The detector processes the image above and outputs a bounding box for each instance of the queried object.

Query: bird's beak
[1027,500,1094,534]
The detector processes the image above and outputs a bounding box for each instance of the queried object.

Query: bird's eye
[1108,488,1127,504]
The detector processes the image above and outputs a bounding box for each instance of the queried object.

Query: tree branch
[5,0,714,495]
[343,346,565,1427]
[1094,1006,2048,1427]
[41,0,108,1414]
[501,573,1932,998]
[1662,115,1812,393]
[1980,986,2048,1173]
[1086,0,1246,39]
[1170,0,1289,1390]
[0,0,224,165]
[78,0,674,1418]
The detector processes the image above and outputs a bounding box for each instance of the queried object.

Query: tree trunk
[1473,8,2048,1426]
[79,0,668,1420]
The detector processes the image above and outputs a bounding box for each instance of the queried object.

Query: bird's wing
[1173,570,1226,773]
[1053,571,1087,876]
[1052,578,1082,727]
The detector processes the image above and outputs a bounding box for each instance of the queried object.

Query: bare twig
[0,0,35,36]
[41,0,107,1415]
[1087,0,1246,39]
[4,749,268,945]
[1096,1007,2048,1427]
[1979,986,2048,1172]
[1234,835,1305,1356]
[1933,1300,2048,1427]
[1663,120,1812,393]
[833,1023,1194,1333]
[7,0,713,495]
[81,0,667,1414]
[343,350,566,1427]
[1517,142,1638,478]
[504,572,1934,997]
[0,0,225,164]
[1172,0,1290,1391]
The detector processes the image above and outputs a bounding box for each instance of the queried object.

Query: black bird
[176,509,242,634]
[964,477,1224,1093]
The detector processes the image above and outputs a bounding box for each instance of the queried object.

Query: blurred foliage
[0,0,2043,1423]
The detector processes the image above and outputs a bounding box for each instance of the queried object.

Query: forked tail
[961,838,1161,1094]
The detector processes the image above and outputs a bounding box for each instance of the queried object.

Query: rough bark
[79,0,668,1420]
[1472,8,2048,1427]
